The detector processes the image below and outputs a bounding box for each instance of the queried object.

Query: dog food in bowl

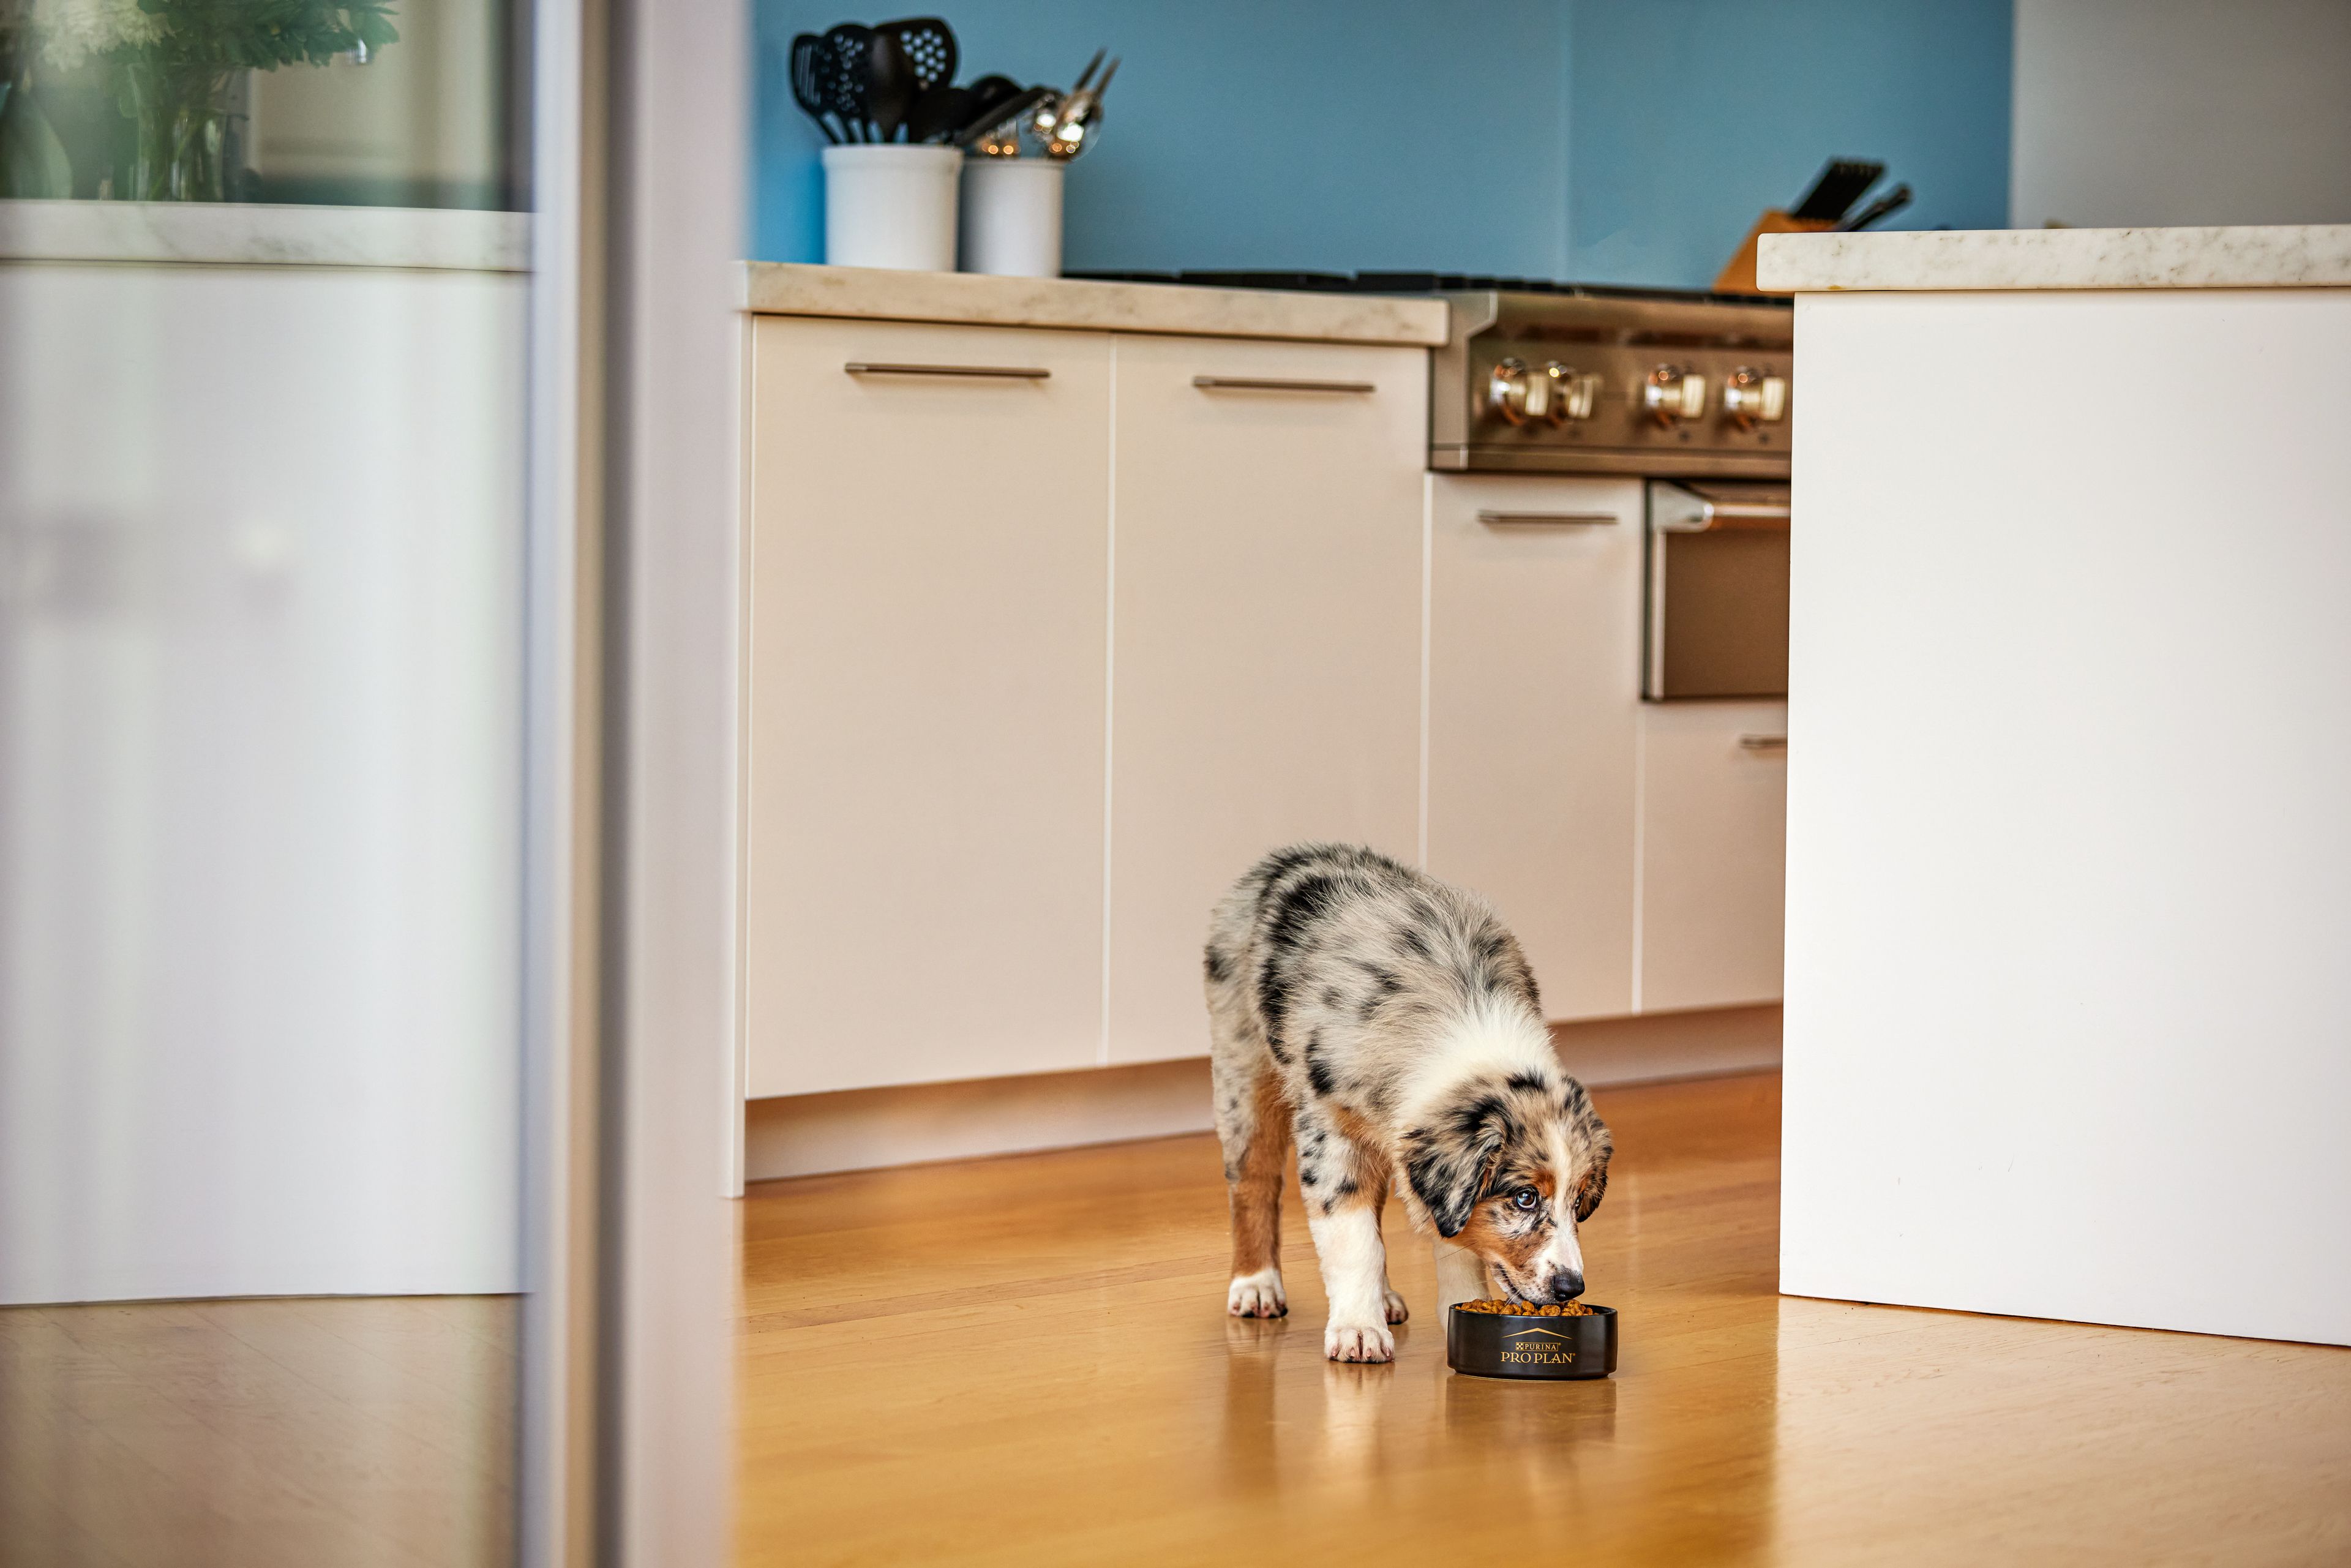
[1453,1299,1597,1316]
[1447,1299,1618,1379]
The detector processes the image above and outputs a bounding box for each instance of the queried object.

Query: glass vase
[119,63,239,201]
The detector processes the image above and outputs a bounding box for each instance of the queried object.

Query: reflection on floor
[738,1071,2351,1565]
[0,1295,516,1567]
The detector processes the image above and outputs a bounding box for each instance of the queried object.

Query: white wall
[0,257,525,1304]
[252,0,514,204]
[1781,287,2351,1348]
[2012,0,2351,229]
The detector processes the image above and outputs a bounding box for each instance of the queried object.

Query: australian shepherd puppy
[1205,842,1613,1363]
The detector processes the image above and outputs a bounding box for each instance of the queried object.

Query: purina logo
[1498,1324,1578,1365]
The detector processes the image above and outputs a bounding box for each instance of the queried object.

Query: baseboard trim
[1551,1002,1784,1087]
[743,1003,1780,1184]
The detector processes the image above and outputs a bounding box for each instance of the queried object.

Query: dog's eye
[1509,1186,1540,1212]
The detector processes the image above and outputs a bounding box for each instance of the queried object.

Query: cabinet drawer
[742,318,1112,1096]
[1638,701,1788,1011]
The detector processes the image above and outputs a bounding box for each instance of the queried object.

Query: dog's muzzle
[1544,1269,1586,1303]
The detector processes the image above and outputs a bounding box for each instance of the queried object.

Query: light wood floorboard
[0,1295,517,1568]
[738,1071,2351,1566]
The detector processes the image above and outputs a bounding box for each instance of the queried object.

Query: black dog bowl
[1446,1303,1618,1380]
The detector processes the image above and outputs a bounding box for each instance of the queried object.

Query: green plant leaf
[96,0,405,73]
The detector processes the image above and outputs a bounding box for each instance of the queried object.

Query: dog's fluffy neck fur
[1391,993,1559,1131]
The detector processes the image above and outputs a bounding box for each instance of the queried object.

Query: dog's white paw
[1383,1288,1409,1324]
[1226,1269,1287,1318]
[1324,1321,1395,1363]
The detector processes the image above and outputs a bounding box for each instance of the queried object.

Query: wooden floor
[0,1296,517,1567]
[738,1071,2351,1566]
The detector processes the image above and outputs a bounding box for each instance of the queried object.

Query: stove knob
[1487,358,1533,425]
[1722,366,1788,426]
[1642,365,1707,424]
[1538,363,1599,424]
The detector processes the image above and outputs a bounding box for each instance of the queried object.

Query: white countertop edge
[1758,224,2351,293]
[0,201,532,272]
[740,261,1452,346]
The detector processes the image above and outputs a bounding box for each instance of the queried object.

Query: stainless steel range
[1425,285,1794,700]
[1429,288,1793,478]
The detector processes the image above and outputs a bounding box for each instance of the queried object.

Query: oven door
[1644,479,1791,701]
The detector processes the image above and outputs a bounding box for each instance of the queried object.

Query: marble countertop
[0,201,530,272]
[1758,224,2351,293]
[740,262,1451,345]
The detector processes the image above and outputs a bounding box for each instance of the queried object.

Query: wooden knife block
[1714,210,1837,296]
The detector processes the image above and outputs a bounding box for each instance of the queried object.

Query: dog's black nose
[1549,1272,1584,1302]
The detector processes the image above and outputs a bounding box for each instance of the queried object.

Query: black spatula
[906,84,973,144]
[789,32,844,144]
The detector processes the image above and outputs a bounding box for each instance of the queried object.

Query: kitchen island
[1760,224,2351,1346]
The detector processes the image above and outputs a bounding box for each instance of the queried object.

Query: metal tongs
[1030,49,1119,161]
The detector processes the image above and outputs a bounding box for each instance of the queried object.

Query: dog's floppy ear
[1403,1111,1505,1239]
[1572,1121,1613,1223]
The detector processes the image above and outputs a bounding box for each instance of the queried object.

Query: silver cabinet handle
[1477,511,1618,527]
[844,361,1051,380]
[1192,375,1376,394]
[1738,734,1788,752]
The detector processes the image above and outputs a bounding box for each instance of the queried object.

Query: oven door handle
[1655,498,1791,533]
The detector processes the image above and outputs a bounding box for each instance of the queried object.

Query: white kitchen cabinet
[1425,475,1643,1020]
[741,317,1112,1096]
[1637,700,1788,1011]
[1104,336,1428,1064]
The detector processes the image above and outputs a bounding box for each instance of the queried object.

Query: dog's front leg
[1433,1239,1491,1308]
[1297,1110,1395,1362]
[1307,1201,1394,1362]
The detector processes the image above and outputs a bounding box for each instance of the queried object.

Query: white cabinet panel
[1638,700,1788,1011]
[1425,475,1643,1020]
[743,318,1111,1096]
[1782,287,2351,1346]
[0,262,523,1304]
[1106,337,1427,1064]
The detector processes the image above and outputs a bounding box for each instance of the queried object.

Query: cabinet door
[1425,476,1642,1020]
[743,318,1111,1097]
[1638,700,1788,1011]
[1106,336,1427,1063]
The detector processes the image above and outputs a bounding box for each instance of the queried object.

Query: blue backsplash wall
[1567,0,2014,285]
[750,0,2012,288]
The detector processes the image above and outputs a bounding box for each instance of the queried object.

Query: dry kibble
[1455,1298,1596,1316]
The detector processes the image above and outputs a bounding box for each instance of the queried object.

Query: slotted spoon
[877,17,958,95]
[821,23,875,141]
